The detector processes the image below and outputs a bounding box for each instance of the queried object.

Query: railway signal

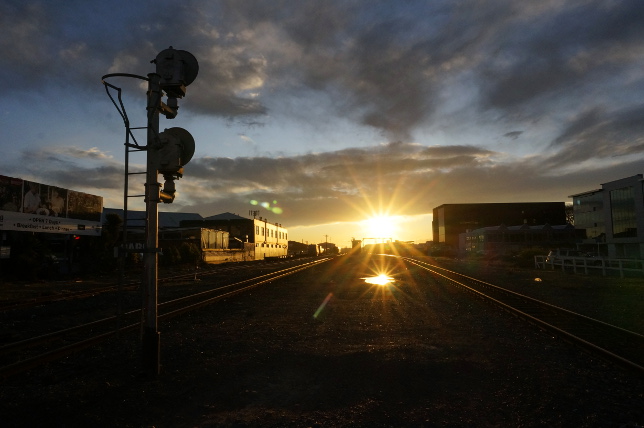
[102,46,199,376]
[157,127,196,203]
[142,46,199,375]
[144,47,198,375]
[155,47,199,99]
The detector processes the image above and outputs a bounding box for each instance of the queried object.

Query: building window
[610,186,637,238]
[573,192,605,239]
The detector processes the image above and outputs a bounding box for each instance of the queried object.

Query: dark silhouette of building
[460,223,583,256]
[432,202,566,251]
[570,174,644,259]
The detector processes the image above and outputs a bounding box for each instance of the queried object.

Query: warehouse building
[183,212,288,260]
[432,202,566,252]
[460,223,582,256]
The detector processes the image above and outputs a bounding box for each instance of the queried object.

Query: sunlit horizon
[361,215,401,241]
[287,212,433,247]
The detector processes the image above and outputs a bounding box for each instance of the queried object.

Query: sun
[362,215,399,240]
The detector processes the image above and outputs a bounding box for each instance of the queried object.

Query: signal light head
[154,47,199,98]
[156,127,195,175]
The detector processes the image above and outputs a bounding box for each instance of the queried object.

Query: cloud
[4,135,640,231]
[5,0,644,143]
[5,146,123,193]
[175,141,520,226]
[504,131,523,140]
[479,1,644,112]
[238,134,255,144]
[543,105,644,170]
[0,3,51,83]
[3,0,644,236]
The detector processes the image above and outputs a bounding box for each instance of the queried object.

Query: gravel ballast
[1,255,643,427]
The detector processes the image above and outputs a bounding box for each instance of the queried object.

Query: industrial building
[460,223,582,256]
[183,212,288,260]
[570,174,644,259]
[432,202,567,252]
[103,209,289,261]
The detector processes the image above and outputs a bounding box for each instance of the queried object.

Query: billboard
[0,175,102,235]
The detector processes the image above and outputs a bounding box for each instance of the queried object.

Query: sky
[2,0,644,247]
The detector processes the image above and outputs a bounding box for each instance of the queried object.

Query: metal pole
[142,72,161,376]
[116,119,129,337]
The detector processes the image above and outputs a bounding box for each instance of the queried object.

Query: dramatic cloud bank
[2,0,644,242]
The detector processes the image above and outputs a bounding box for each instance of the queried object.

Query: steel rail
[405,257,644,376]
[0,258,330,379]
[159,260,327,319]
[1,259,326,356]
[0,258,316,311]
[408,258,644,338]
[1,258,328,356]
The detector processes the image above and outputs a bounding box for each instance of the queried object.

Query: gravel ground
[1,254,644,427]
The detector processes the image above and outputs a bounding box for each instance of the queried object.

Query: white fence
[534,255,644,278]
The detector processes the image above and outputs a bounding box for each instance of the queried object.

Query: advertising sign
[0,175,102,236]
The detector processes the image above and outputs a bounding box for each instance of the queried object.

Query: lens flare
[249,200,283,215]
[362,273,395,286]
[313,292,333,318]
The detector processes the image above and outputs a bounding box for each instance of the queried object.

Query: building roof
[464,223,574,234]
[569,188,602,198]
[433,202,564,209]
[102,208,203,229]
[570,174,643,197]
[203,212,249,221]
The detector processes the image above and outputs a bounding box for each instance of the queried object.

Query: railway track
[0,257,331,379]
[0,257,311,311]
[405,257,644,376]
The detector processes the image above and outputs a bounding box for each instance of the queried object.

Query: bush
[160,246,181,266]
[512,247,547,268]
[179,242,201,266]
